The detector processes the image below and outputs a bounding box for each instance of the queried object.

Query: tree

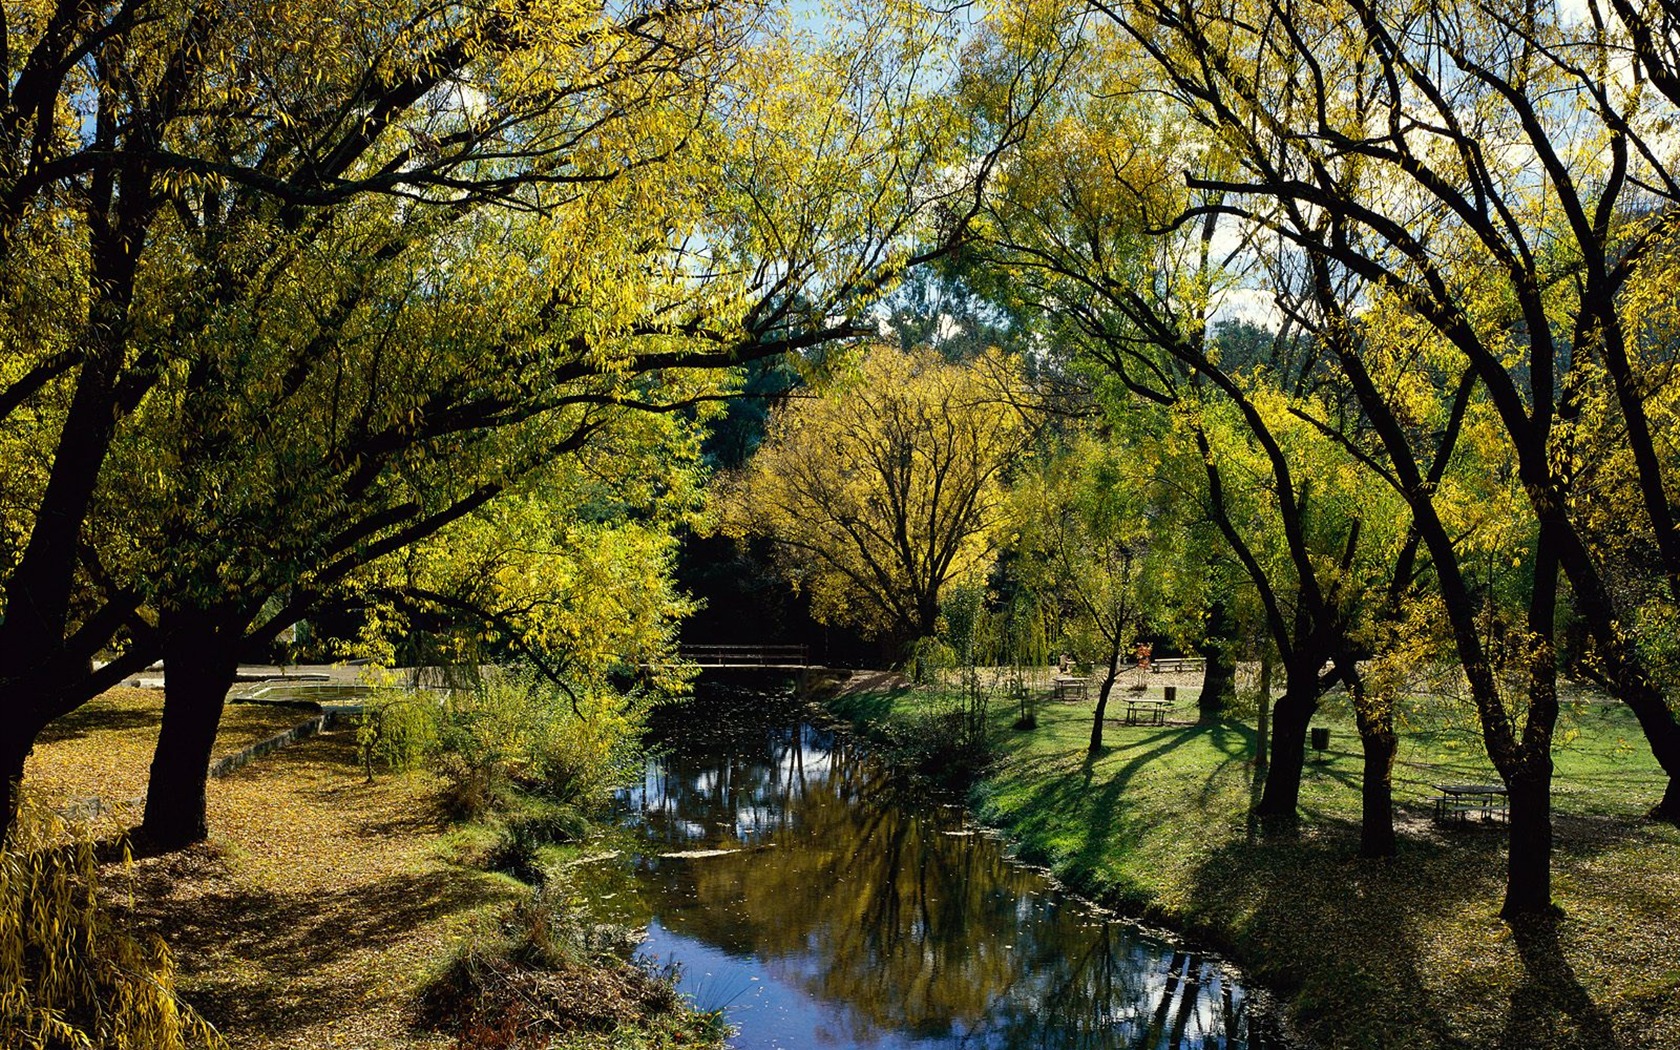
[0,0,758,834]
[724,345,1030,647]
[1014,434,1152,750]
[0,0,1003,841]
[1094,0,1680,912]
[958,17,1437,852]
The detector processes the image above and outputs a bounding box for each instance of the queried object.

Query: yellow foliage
[723,345,1030,641]
[0,799,222,1050]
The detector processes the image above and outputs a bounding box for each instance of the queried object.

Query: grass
[23,687,727,1050]
[26,688,312,815]
[826,672,1680,1050]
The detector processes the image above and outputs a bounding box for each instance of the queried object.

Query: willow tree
[0,0,1000,841]
[724,346,1031,646]
[1013,434,1154,751]
[1091,0,1680,912]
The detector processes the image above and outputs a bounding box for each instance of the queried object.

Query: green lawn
[827,680,1680,1050]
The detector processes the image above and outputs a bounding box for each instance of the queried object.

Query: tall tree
[1014,434,1152,751]
[0,0,1004,839]
[959,17,1435,849]
[1095,0,1680,912]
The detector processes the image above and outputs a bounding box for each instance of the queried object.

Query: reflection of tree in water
[612,704,1267,1048]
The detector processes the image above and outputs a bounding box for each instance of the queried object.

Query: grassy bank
[826,674,1680,1050]
[24,688,724,1050]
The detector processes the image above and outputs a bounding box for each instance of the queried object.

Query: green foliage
[855,682,998,794]
[0,801,223,1050]
[1012,434,1155,673]
[357,689,444,780]
[902,637,958,685]
[361,668,649,820]
[485,806,589,887]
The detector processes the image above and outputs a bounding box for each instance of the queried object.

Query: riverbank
[823,675,1680,1050]
[23,687,727,1049]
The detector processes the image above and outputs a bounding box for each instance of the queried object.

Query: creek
[573,687,1283,1049]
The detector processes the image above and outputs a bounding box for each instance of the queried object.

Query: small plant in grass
[486,807,591,885]
[0,798,223,1049]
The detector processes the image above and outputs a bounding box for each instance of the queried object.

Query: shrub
[357,689,443,780]
[902,636,956,685]
[870,685,996,793]
[484,807,589,886]
[525,686,646,806]
[0,799,222,1050]
[417,886,716,1048]
[360,666,650,820]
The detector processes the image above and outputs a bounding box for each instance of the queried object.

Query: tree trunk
[1655,776,1680,825]
[0,650,162,839]
[1255,652,1272,771]
[1089,632,1125,752]
[1502,524,1562,918]
[1358,727,1398,858]
[1502,771,1557,918]
[0,729,34,843]
[1254,674,1316,820]
[140,607,242,851]
[1340,661,1398,859]
[1196,601,1236,722]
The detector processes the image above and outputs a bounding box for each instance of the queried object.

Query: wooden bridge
[678,644,811,670]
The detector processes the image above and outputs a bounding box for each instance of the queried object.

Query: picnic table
[1433,783,1508,821]
[1121,697,1173,725]
[1052,676,1089,702]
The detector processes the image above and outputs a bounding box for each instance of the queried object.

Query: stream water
[574,688,1282,1050]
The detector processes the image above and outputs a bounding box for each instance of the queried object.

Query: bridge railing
[679,644,809,668]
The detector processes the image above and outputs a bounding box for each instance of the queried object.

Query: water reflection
[589,696,1275,1050]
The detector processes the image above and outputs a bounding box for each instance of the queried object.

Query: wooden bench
[1433,783,1508,821]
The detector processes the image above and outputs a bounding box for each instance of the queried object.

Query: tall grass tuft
[0,796,222,1049]
[417,885,709,1048]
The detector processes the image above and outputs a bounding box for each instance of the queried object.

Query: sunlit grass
[831,679,1680,1050]
[27,693,725,1050]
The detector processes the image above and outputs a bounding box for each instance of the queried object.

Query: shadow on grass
[111,732,514,1044]
[1171,790,1644,1048]
[824,685,916,727]
[1502,915,1620,1049]
[158,867,505,1039]
[987,723,1210,891]
[37,702,160,743]
[976,707,1652,1049]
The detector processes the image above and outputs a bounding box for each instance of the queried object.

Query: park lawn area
[25,687,317,816]
[23,690,722,1050]
[828,679,1680,1050]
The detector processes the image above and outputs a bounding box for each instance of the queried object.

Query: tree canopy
[723,345,1031,645]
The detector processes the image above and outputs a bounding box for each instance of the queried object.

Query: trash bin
[1310,727,1330,750]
